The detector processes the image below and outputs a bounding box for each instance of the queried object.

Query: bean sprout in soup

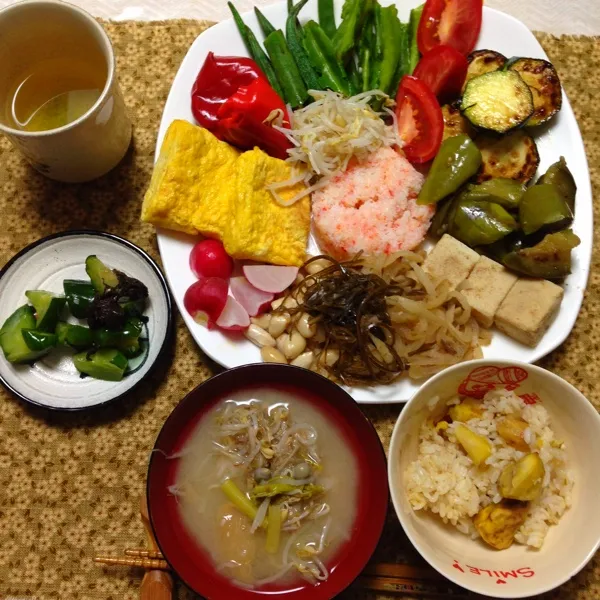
[171,387,359,588]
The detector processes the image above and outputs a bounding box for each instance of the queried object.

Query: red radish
[242,264,299,294]
[216,296,250,331]
[190,239,234,280]
[230,276,274,316]
[183,277,228,327]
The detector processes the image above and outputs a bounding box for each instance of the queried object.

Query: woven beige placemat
[0,20,598,600]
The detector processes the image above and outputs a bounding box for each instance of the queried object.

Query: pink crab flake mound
[312,147,433,261]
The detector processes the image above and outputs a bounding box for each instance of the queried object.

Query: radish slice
[190,239,234,280]
[184,278,228,327]
[242,265,299,294]
[230,276,274,316]
[216,296,251,331]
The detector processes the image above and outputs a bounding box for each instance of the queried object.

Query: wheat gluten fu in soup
[404,389,574,550]
[170,387,358,588]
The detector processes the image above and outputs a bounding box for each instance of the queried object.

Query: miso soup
[171,386,359,588]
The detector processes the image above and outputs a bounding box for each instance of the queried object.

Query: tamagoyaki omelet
[141,119,310,266]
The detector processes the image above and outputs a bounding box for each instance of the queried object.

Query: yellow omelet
[141,120,310,266]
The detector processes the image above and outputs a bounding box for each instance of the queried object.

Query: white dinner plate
[154,0,593,404]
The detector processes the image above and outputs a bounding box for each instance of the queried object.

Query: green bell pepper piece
[450,199,518,247]
[371,4,403,97]
[332,0,372,62]
[537,156,576,214]
[502,230,580,279]
[73,348,129,382]
[418,134,482,205]
[94,318,144,358]
[464,178,526,210]
[519,183,573,235]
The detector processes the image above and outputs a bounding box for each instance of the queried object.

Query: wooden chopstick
[125,548,165,559]
[94,556,170,570]
[359,574,471,597]
[359,563,472,597]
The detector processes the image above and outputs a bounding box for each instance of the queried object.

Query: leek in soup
[171,387,359,588]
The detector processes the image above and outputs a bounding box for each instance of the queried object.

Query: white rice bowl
[389,359,600,599]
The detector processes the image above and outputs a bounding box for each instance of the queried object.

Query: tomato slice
[417,0,483,56]
[395,76,443,164]
[413,45,468,103]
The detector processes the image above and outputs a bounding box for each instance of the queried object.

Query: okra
[318,0,337,38]
[228,2,285,99]
[254,7,276,38]
[408,3,424,74]
[287,0,321,90]
[303,20,353,96]
[264,29,309,107]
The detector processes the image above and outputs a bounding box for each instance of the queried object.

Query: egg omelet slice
[142,120,310,266]
[141,119,239,235]
[221,148,310,267]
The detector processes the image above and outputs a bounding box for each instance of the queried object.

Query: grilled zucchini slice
[476,130,540,183]
[442,102,475,141]
[465,50,507,88]
[507,58,562,126]
[462,71,534,133]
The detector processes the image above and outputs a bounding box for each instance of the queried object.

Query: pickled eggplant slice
[519,183,573,235]
[476,130,540,184]
[465,50,507,88]
[538,157,576,213]
[462,71,534,134]
[450,199,518,247]
[507,58,562,126]
[502,229,581,279]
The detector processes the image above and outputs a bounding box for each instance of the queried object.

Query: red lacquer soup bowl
[147,363,389,600]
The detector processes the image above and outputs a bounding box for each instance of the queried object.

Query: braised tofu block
[495,279,564,346]
[462,256,518,327]
[423,234,480,290]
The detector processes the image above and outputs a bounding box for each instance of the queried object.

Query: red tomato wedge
[417,0,483,56]
[413,45,468,103]
[395,76,443,164]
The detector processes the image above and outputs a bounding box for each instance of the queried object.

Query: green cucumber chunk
[22,329,58,352]
[85,255,118,294]
[0,305,48,363]
[56,322,94,350]
[63,279,95,319]
[25,290,67,332]
[73,348,129,382]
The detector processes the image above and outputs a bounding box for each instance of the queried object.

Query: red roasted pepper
[191,52,292,160]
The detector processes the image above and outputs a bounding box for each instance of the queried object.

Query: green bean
[369,2,383,90]
[303,20,353,96]
[408,3,424,74]
[358,13,374,92]
[318,0,337,38]
[228,2,284,98]
[287,0,321,90]
[254,7,276,38]
[264,29,309,107]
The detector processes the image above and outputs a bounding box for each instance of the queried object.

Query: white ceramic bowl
[0,231,172,410]
[388,359,600,598]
